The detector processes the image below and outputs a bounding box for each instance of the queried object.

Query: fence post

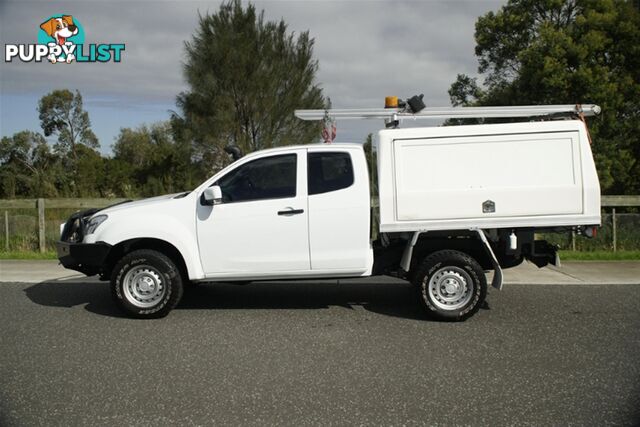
[37,198,45,253]
[4,211,8,252]
[571,230,576,251]
[612,208,617,252]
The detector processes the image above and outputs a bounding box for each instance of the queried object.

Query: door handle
[278,208,304,216]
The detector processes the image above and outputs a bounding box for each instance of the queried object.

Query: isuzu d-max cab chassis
[57,104,601,320]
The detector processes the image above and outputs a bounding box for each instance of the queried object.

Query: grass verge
[0,251,57,260]
[558,250,640,260]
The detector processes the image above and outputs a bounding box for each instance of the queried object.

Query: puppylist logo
[4,14,125,64]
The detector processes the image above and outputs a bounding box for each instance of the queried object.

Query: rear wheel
[412,250,487,321]
[111,249,184,318]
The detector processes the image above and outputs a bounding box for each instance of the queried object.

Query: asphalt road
[0,279,639,426]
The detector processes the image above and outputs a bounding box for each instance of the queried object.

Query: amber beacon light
[385,96,398,108]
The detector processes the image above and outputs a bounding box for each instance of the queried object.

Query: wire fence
[542,213,640,251]
[2,208,80,251]
[0,197,638,252]
[0,199,128,252]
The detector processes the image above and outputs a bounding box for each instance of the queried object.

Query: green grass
[558,250,640,260]
[0,251,57,260]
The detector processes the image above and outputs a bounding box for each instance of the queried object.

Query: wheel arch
[102,238,190,281]
[407,230,505,291]
[409,232,494,275]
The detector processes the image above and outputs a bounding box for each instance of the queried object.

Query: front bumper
[56,241,112,276]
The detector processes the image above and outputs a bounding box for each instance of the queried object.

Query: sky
[0,0,506,155]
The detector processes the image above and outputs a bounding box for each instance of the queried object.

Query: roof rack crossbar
[295,104,601,121]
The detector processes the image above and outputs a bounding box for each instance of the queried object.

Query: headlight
[85,215,108,235]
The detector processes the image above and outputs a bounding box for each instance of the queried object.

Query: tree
[175,0,325,173]
[38,89,99,194]
[449,0,640,193]
[0,131,58,197]
[112,122,195,197]
[75,145,105,197]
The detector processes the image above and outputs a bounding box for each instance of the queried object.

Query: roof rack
[295,104,601,123]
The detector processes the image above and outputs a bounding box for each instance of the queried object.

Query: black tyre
[111,249,184,318]
[412,250,487,321]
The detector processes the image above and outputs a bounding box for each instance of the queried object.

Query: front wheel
[111,249,184,318]
[412,250,487,321]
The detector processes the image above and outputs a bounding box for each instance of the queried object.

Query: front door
[196,150,310,277]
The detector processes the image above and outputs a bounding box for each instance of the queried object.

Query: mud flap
[474,229,503,290]
[400,231,422,273]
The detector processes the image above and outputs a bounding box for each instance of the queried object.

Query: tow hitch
[525,240,560,268]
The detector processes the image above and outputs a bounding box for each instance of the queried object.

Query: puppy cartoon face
[40,15,78,45]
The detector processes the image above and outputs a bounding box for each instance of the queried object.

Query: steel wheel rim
[426,266,474,311]
[122,265,166,308]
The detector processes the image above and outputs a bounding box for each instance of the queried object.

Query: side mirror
[203,186,223,206]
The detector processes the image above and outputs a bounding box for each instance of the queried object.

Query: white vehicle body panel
[192,144,373,280]
[306,146,372,271]
[196,149,311,275]
[377,120,601,232]
[85,193,206,280]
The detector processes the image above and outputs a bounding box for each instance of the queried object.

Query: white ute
[57,102,601,320]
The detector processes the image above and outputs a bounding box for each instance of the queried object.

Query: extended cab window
[308,152,354,195]
[214,154,297,203]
